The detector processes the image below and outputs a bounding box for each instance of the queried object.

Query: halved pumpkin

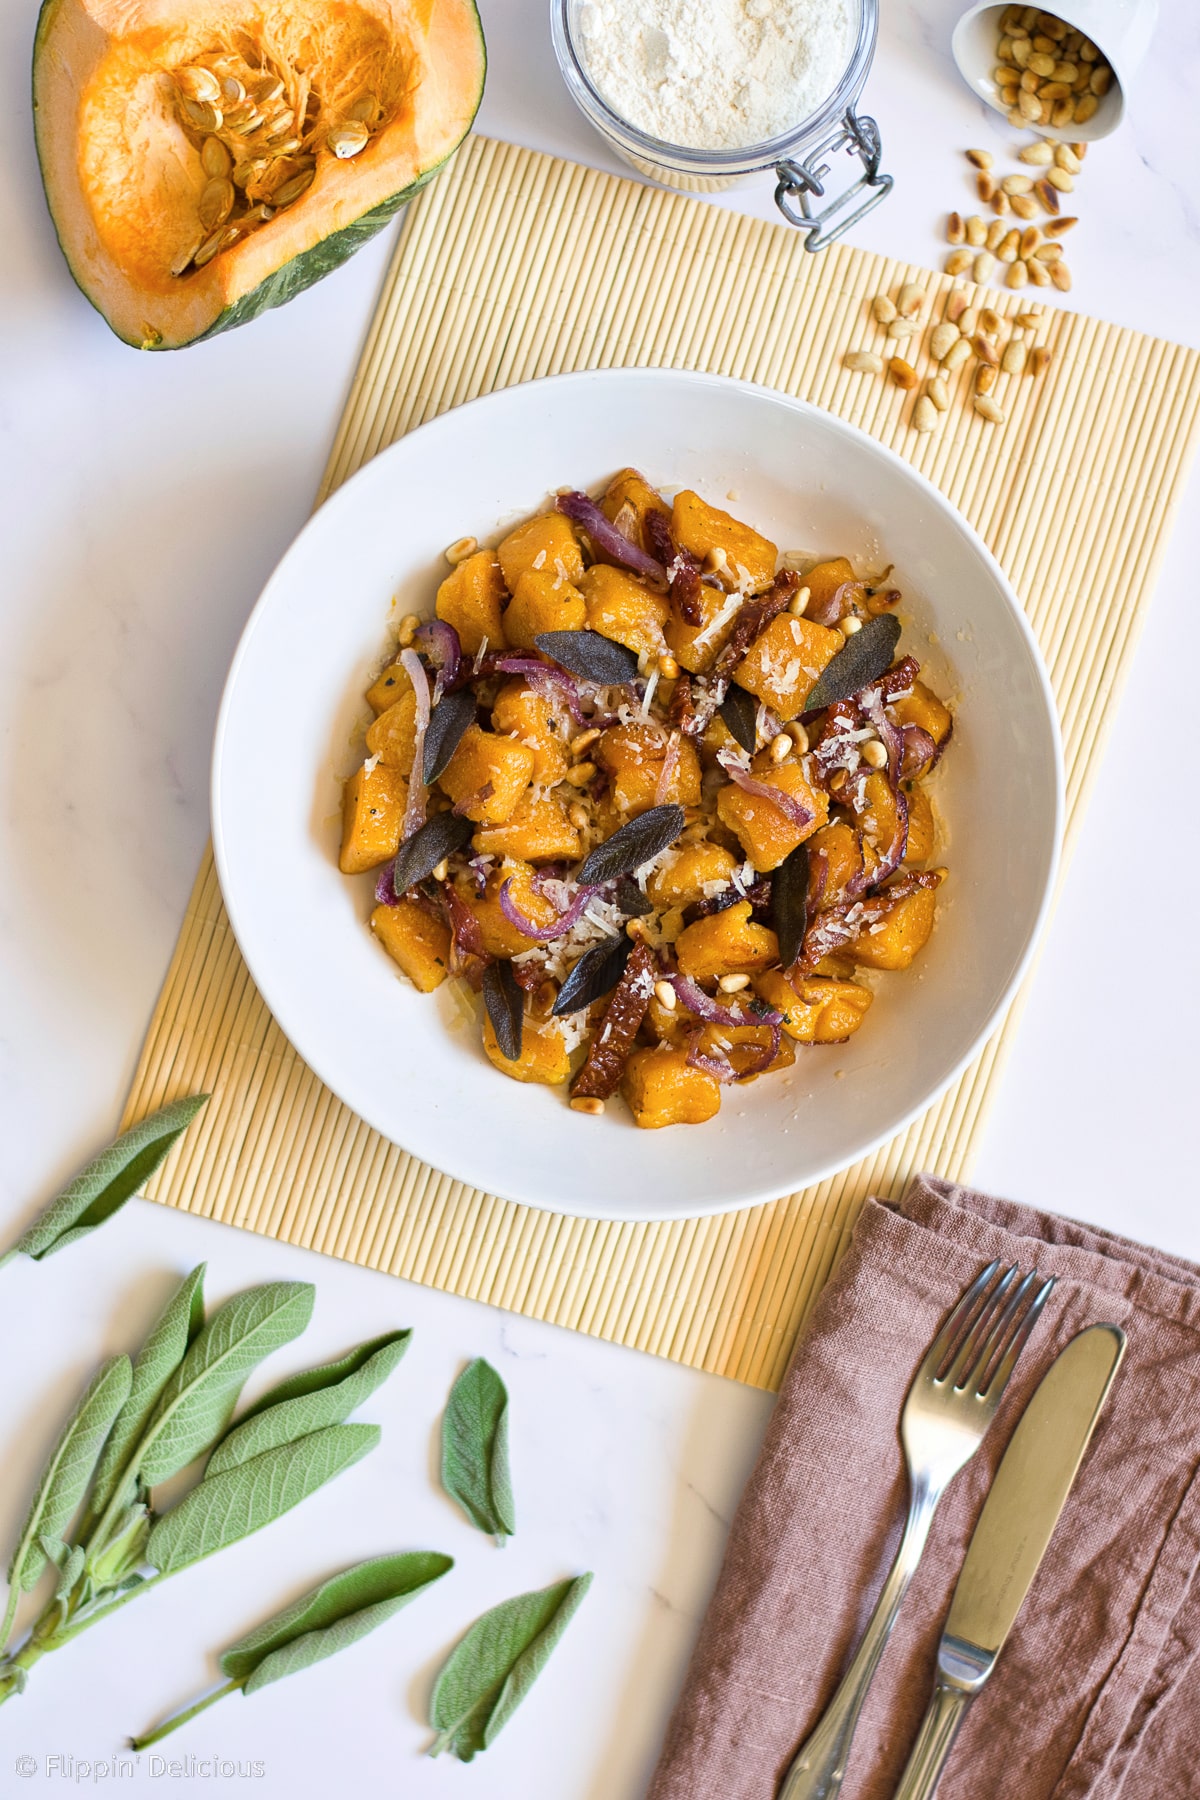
[33,0,485,348]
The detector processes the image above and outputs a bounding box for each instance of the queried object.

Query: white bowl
[213,369,1062,1222]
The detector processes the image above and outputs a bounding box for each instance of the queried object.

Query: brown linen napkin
[646,1174,1200,1800]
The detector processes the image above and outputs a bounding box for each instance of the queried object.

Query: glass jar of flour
[552,0,890,248]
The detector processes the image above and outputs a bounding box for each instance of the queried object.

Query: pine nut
[432,859,449,882]
[397,613,420,647]
[1031,345,1053,377]
[566,761,597,785]
[965,215,988,247]
[1018,89,1042,120]
[973,333,999,367]
[786,722,810,751]
[1046,166,1074,192]
[887,318,919,339]
[571,727,601,754]
[1001,174,1034,196]
[654,979,677,1010]
[1010,194,1039,221]
[980,307,1003,336]
[977,171,996,203]
[1090,64,1112,94]
[974,251,997,284]
[947,288,970,321]
[1018,140,1054,165]
[888,358,919,390]
[898,283,925,318]
[992,191,1011,216]
[1074,93,1099,122]
[1033,242,1062,262]
[703,545,729,574]
[1034,179,1060,214]
[1026,257,1052,287]
[718,973,752,993]
[927,377,950,412]
[976,364,997,396]
[445,536,478,564]
[872,295,897,324]
[1050,260,1072,291]
[1045,216,1078,236]
[947,212,966,246]
[912,395,939,434]
[1015,309,1043,328]
[973,394,1006,424]
[790,586,811,617]
[839,615,863,637]
[1019,225,1042,258]
[943,336,972,373]
[997,230,1020,265]
[1054,144,1081,173]
[1007,259,1029,288]
[1002,338,1027,375]
[946,249,973,277]
[570,1096,605,1115]
[770,731,793,763]
[568,802,589,830]
[930,322,959,361]
[985,219,1007,253]
[1069,141,1088,158]
[960,306,980,337]
[658,653,679,679]
[965,148,993,169]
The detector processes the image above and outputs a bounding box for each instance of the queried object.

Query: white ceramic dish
[213,368,1062,1222]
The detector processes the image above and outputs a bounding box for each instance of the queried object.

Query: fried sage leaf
[206,1330,412,1476]
[441,1359,514,1540]
[423,688,477,785]
[135,1282,316,1488]
[392,812,474,895]
[6,1356,132,1602]
[429,1574,593,1761]
[803,613,902,711]
[0,1095,209,1270]
[131,1553,454,1748]
[771,844,809,969]
[577,804,685,887]
[146,1425,379,1576]
[719,683,758,754]
[533,630,640,685]
[89,1265,208,1517]
[552,936,633,1017]
[482,961,524,1062]
[613,876,653,917]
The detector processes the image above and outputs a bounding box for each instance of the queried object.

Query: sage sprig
[440,1359,515,1542]
[0,1096,208,1271]
[0,1271,408,1709]
[428,1574,593,1761]
[132,1552,453,1748]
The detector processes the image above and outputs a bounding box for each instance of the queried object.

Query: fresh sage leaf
[423,689,477,785]
[6,1356,132,1595]
[135,1283,315,1488]
[552,938,633,1017]
[771,844,809,969]
[392,812,473,895]
[206,1330,411,1475]
[534,631,639,685]
[428,1574,593,1761]
[228,1551,453,1692]
[803,613,902,712]
[441,1360,514,1540]
[50,1544,86,1606]
[0,1096,208,1269]
[146,1425,379,1576]
[89,1265,208,1517]
[482,962,523,1062]
[577,804,685,887]
[85,1503,149,1588]
[719,684,758,754]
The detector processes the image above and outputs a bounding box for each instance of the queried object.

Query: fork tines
[929,1261,1056,1398]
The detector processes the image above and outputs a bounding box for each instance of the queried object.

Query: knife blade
[891,1322,1125,1800]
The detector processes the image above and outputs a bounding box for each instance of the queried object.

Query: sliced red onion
[900,723,939,778]
[414,619,461,701]
[859,686,905,784]
[498,876,601,943]
[685,1031,739,1084]
[375,863,401,906]
[487,656,590,724]
[805,578,859,628]
[654,731,682,806]
[556,491,667,584]
[717,749,814,831]
[399,649,430,840]
[670,974,782,1029]
[727,1020,783,1079]
[440,878,486,965]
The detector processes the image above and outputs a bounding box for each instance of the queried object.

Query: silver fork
[777,1260,1055,1800]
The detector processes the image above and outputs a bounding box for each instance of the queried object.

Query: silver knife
[891,1322,1126,1800]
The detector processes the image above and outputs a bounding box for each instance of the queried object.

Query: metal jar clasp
[774,108,893,250]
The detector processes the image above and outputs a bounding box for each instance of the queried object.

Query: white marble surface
[1,0,1199,1793]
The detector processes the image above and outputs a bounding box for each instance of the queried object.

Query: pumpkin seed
[719,684,758,754]
[180,97,222,133]
[347,94,379,123]
[483,962,524,1062]
[392,812,473,894]
[577,805,686,887]
[176,66,222,106]
[423,688,477,784]
[552,937,633,1017]
[264,108,297,140]
[198,177,235,231]
[201,135,232,178]
[534,630,639,685]
[771,844,809,968]
[232,156,269,188]
[328,121,370,159]
[192,228,226,269]
[223,104,264,134]
[273,165,316,208]
[170,235,204,276]
[253,75,286,106]
[803,613,902,711]
[219,76,246,106]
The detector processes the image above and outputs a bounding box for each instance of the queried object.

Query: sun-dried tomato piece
[712,568,800,685]
[570,940,658,1100]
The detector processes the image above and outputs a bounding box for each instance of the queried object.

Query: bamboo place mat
[123,135,1200,1392]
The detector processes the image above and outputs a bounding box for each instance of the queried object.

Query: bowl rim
[212,366,1065,1222]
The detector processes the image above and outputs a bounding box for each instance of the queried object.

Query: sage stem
[131,1679,242,1750]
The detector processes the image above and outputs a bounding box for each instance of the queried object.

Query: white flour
[577,0,854,151]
